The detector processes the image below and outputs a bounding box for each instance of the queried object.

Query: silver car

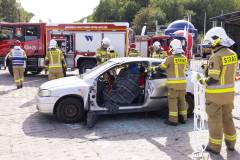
[37,57,195,127]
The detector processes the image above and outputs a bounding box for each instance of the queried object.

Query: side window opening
[150,62,167,79]
[24,26,39,41]
[0,26,13,41]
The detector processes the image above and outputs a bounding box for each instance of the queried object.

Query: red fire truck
[0,22,131,75]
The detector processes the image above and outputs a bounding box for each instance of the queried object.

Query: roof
[210,11,240,24]
[109,57,165,64]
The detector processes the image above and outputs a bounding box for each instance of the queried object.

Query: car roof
[109,57,164,64]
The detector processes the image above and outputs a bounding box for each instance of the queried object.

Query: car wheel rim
[63,104,78,118]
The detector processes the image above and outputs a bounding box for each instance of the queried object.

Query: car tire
[186,94,194,117]
[56,97,85,123]
[78,60,96,74]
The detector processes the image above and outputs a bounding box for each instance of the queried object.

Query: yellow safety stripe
[15,79,21,83]
[209,137,222,145]
[48,65,62,69]
[167,80,186,84]
[224,133,237,141]
[169,112,178,117]
[233,63,237,81]
[220,66,227,85]
[208,69,220,75]
[206,87,234,93]
[174,64,179,78]
[179,110,187,115]
[160,64,167,69]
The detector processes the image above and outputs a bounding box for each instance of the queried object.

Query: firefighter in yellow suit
[128,43,141,57]
[45,39,66,80]
[151,41,168,59]
[149,39,187,126]
[198,27,237,154]
[96,37,111,64]
[9,40,27,89]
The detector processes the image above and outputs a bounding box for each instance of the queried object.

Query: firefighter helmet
[153,41,161,50]
[49,39,57,49]
[101,37,111,48]
[203,27,235,47]
[169,39,184,54]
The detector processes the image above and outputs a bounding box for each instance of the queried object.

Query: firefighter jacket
[45,48,66,71]
[128,50,141,57]
[152,51,168,59]
[96,48,108,64]
[108,51,118,59]
[159,54,187,90]
[9,46,27,68]
[205,47,237,104]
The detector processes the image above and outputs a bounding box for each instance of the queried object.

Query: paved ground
[0,69,240,160]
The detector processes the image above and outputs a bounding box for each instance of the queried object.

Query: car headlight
[38,89,51,97]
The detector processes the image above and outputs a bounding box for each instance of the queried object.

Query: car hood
[40,76,88,89]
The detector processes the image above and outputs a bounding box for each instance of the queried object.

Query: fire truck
[0,22,131,75]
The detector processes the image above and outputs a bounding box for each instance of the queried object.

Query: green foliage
[90,0,240,34]
[0,0,33,22]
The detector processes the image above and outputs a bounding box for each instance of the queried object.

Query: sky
[19,0,100,23]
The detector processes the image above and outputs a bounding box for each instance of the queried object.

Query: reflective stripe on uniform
[224,133,237,141]
[167,77,186,84]
[15,79,21,83]
[208,69,220,75]
[48,65,62,69]
[209,137,222,145]
[160,64,167,69]
[206,87,234,93]
[220,66,227,85]
[179,110,187,115]
[169,112,178,117]
[174,64,179,78]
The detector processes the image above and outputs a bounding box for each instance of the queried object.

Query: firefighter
[45,39,66,80]
[96,37,111,64]
[107,45,118,59]
[9,40,27,89]
[128,43,141,57]
[197,27,237,154]
[151,41,167,59]
[149,39,188,126]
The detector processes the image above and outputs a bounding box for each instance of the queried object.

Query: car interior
[96,62,149,107]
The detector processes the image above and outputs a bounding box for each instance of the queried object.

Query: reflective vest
[160,54,187,90]
[96,48,108,64]
[128,50,140,57]
[206,47,237,104]
[152,51,167,59]
[46,49,64,69]
[11,47,26,67]
[108,51,118,59]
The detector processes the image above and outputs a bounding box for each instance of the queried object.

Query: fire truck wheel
[56,97,85,123]
[186,94,194,117]
[30,69,42,75]
[78,60,96,74]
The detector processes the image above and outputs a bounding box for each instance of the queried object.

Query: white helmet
[153,41,161,50]
[169,39,184,54]
[203,27,235,47]
[49,39,57,49]
[101,37,111,48]
[107,45,114,52]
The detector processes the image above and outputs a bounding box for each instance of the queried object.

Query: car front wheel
[56,97,85,123]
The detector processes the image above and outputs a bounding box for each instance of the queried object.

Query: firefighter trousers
[206,100,236,152]
[13,67,25,87]
[168,88,187,123]
[48,68,64,80]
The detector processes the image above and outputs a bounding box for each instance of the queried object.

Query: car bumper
[36,96,59,114]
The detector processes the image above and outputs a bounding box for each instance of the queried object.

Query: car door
[145,62,168,109]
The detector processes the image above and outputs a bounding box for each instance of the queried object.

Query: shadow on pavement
[0,88,17,95]
[23,112,196,159]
